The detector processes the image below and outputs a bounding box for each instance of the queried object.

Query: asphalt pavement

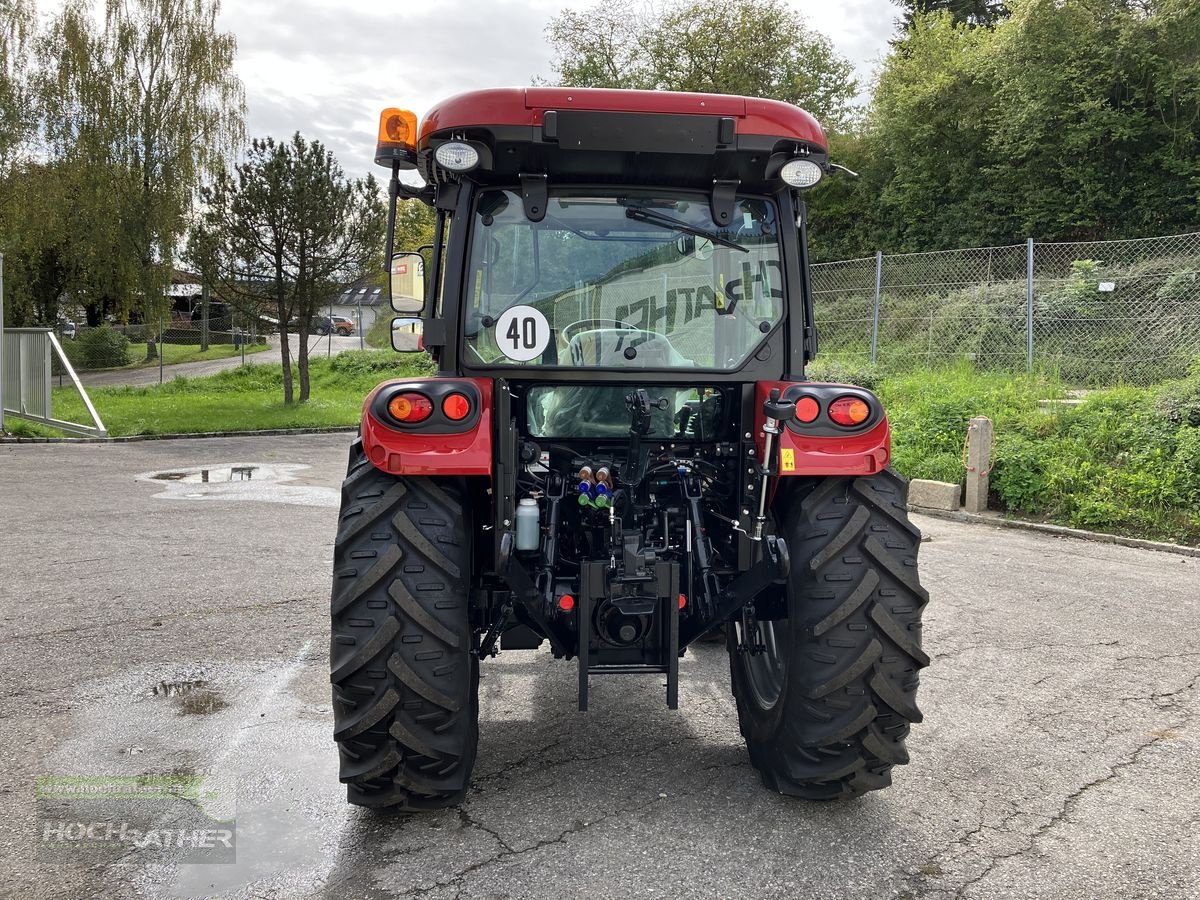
[78,334,366,387]
[0,434,1196,899]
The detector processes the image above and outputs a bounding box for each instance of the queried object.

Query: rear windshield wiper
[623,206,747,253]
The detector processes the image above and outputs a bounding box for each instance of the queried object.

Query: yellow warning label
[781,448,795,472]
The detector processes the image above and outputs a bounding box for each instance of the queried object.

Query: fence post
[158,310,164,385]
[1026,237,1034,372]
[871,250,883,364]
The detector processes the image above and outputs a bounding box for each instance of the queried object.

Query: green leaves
[544,0,857,131]
[815,0,1200,257]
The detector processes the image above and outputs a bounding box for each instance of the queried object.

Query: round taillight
[558,594,576,612]
[795,396,820,423]
[442,392,471,421]
[828,396,871,427]
[387,392,433,423]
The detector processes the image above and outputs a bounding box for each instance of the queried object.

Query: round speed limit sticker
[494,305,551,362]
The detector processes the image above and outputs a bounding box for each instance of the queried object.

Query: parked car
[56,319,77,339]
[315,315,355,336]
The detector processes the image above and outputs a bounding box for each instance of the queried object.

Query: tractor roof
[413,87,828,191]
[419,87,826,149]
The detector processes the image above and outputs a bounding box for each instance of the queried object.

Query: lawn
[119,342,248,369]
[8,350,432,438]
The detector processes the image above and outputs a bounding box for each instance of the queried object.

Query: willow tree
[39,0,244,324]
[0,0,35,176]
[202,134,385,404]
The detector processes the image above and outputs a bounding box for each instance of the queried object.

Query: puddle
[135,463,339,508]
[153,678,230,716]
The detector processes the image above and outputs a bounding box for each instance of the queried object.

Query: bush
[65,325,132,369]
[805,358,883,391]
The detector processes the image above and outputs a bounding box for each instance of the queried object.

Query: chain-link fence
[811,231,1200,386]
[53,317,269,374]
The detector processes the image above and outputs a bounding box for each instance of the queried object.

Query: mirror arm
[384,161,400,272]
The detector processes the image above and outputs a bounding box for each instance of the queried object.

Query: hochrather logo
[35,775,236,864]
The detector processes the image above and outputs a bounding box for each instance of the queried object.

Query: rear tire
[330,440,478,809]
[730,470,928,800]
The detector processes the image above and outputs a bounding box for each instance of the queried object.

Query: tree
[0,0,35,175]
[817,0,1200,256]
[39,0,244,324]
[894,1,1009,27]
[202,134,385,403]
[545,0,858,131]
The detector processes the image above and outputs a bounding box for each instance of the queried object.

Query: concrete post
[964,416,994,513]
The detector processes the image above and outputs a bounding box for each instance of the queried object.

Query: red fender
[360,377,493,477]
[754,380,891,477]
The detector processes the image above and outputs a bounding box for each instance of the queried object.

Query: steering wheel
[560,318,637,345]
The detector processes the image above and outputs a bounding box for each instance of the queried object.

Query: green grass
[810,358,1200,545]
[8,350,433,438]
[114,341,251,370]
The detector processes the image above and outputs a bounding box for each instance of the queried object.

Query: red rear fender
[754,380,891,477]
[360,377,493,477]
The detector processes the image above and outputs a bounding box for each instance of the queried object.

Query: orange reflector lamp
[442,392,471,421]
[678,594,687,610]
[558,594,576,612]
[375,107,418,168]
[387,392,432,423]
[795,396,820,423]
[828,396,871,427]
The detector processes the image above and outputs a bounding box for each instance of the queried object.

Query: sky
[211,0,901,183]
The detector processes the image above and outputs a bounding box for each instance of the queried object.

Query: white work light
[435,142,480,172]
[780,158,823,188]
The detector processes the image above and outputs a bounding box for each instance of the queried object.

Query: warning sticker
[780,448,796,473]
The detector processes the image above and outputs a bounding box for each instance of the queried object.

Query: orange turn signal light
[828,396,871,427]
[375,107,418,166]
[387,391,432,424]
[795,396,820,423]
[442,392,471,421]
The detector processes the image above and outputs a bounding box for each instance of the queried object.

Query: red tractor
[330,88,928,809]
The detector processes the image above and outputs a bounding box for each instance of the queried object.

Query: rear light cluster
[386,391,473,425]
[793,393,873,428]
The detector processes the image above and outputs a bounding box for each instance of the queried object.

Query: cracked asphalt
[0,433,1197,899]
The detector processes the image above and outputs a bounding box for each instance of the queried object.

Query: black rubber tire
[730,470,929,800]
[330,440,478,809]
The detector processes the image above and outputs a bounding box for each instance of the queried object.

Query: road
[0,434,1196,899]
[78,334,367,387]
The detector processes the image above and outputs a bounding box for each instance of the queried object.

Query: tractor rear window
[462,190,783,371]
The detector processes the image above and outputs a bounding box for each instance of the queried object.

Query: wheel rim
[744,619,787,710]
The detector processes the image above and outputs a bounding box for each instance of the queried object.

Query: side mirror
[391,316,424,353]
[390,252,426,314]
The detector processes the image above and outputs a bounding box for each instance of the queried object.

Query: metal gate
[1,256,107,437]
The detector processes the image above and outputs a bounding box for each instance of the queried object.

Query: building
[328,282,387,335]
